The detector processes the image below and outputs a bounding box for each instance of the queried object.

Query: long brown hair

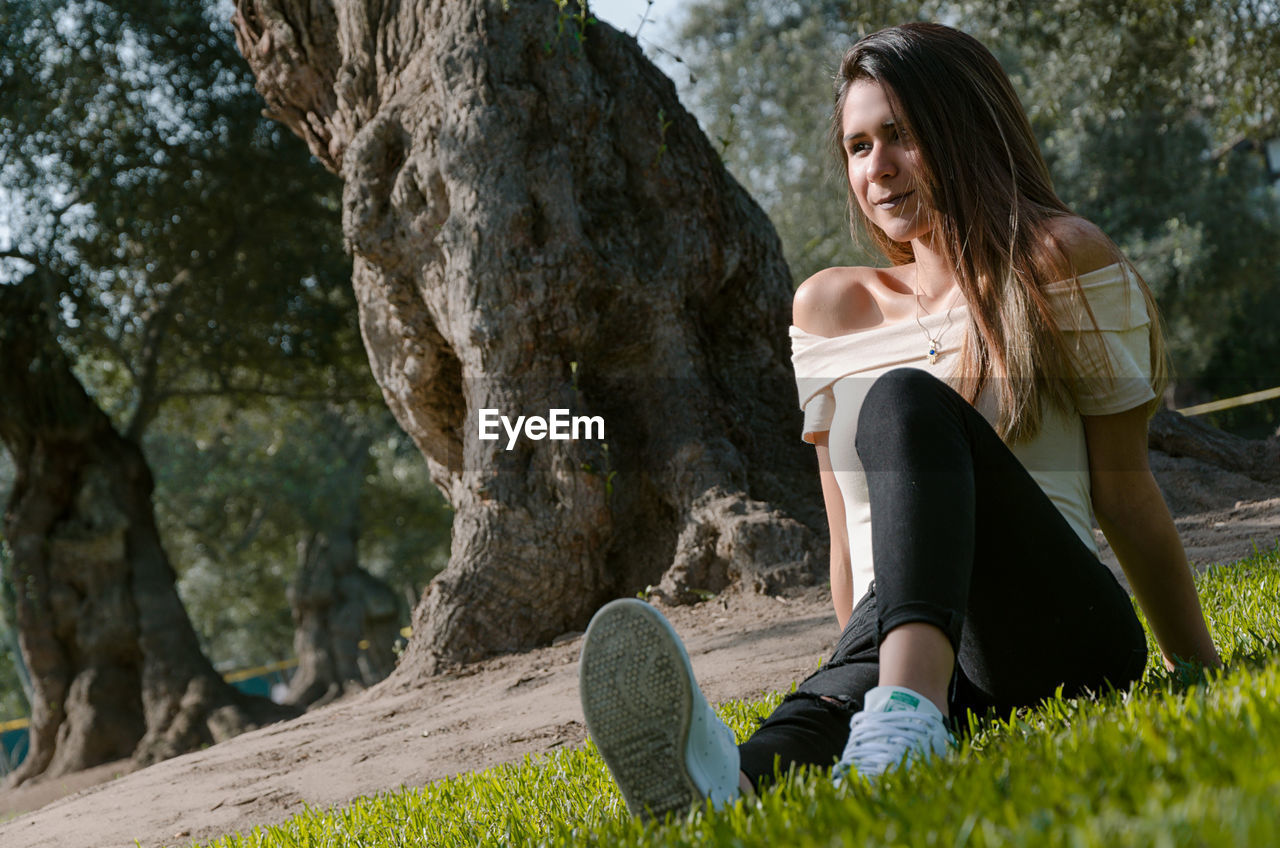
[831,22,1168,441]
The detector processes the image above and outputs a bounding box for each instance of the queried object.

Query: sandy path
[0,451,1275,848]
[0,589,841,848]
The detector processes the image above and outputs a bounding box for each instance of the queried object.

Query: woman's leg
[737,368,1149,788]
[737,588,880,789]
[855,368,1148,717]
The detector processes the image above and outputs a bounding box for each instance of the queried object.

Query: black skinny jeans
[738,368,1148,787]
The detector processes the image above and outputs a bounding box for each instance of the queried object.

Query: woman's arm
[1082,406,1222,670]
[813,432,853,628]
[795,270,860,628]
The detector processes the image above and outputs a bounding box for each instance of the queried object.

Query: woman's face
[840,79,933,244]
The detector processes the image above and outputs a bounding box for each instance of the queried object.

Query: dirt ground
[0,450,1276,848]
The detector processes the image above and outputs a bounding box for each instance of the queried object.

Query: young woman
[578,22,1222,819]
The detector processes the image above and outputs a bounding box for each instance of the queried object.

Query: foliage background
[0,0,452,722]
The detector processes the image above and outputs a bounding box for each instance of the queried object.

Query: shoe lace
[842,710,940,775]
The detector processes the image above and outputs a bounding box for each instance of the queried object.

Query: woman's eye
[848,142,871,156]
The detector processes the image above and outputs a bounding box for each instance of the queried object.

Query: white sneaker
[832,685,952,785]
[579,598,740,819]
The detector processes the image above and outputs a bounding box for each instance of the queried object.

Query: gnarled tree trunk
[232,0,826,675]
[284,417,401,707]
[1149,408,1280,484]
[0,284,294,785]
[285,528,400,707]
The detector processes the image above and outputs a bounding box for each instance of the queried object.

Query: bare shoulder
[792,266,880,337]
[1044,215,1120,276]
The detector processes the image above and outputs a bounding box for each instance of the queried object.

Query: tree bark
[285,527,401,708]
[1149,408,1280,484]
[0,284,294,785]
[283,416,401,707]
[232,0,825,674]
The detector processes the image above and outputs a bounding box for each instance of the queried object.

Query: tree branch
[125,267,194,442]
[226,505,269,559]
[1149,408,1280,484]
[125,226,247,440]
[160,385,369,405]
[0,248,39,264]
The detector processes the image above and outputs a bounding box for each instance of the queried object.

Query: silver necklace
[913,269,962,365]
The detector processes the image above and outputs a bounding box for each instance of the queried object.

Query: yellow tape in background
[1177,385,1280,417]
[221,658,298,684]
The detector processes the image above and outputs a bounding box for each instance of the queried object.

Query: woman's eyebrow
[843,120,898,143]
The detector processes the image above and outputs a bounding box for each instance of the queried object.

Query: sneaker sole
[579,599,700,819]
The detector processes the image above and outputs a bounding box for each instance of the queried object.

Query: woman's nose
[866,145,897,182]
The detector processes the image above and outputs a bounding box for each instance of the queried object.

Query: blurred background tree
[149,398,450,701]
[0,0,450,778]
[0,450,30,724]
[962,0,1280,436]
[676,0,1280,435]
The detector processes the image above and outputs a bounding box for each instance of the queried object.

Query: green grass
[191,543,1280,848]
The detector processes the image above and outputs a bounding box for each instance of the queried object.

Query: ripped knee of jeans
[776,689,858,720]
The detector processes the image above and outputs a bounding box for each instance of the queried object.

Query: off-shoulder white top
[790,263,1156,605]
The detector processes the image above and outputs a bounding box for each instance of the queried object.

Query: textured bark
[285,529,400,707]
[232,0,825,674]
[1149,408,1280,484]
[0,285,295,785]
[282,412,400,708]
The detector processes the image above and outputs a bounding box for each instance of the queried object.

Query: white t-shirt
[790,262,1156,605]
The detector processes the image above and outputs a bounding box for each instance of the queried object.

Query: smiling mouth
[875,191,914,209]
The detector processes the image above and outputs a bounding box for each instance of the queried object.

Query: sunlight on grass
[192,543,1280,848]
